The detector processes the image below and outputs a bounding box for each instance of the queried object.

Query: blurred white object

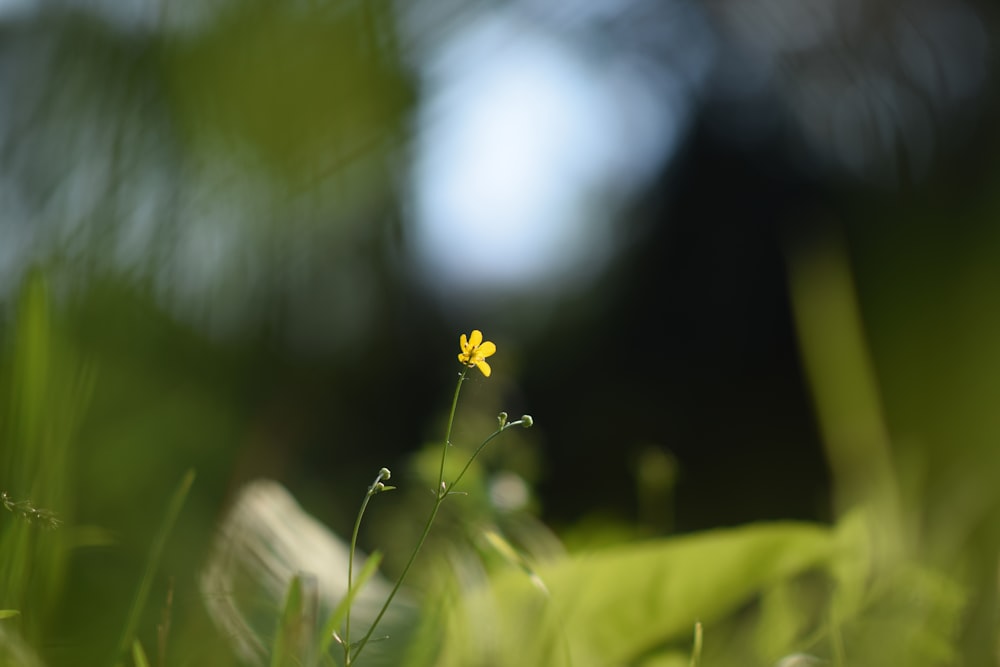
[200,479,413,665]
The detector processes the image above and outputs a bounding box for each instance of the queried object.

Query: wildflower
[458,330,496,377]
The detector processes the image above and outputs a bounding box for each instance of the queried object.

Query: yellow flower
[458,330,496,377]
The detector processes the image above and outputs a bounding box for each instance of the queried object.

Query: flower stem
[347,376,527,665]
[438,368,468,490]
[449,419,526,494]
[343,470,388,665]
[348,369,467,664]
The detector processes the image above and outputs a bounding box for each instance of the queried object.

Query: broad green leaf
[830,561,964,667]
[446,522,833,667]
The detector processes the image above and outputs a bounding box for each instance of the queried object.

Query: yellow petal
[476,359,492,377]
[468,329,483,347]
[478,341,496,358]
[460,333,469,351]
[458,352,469,364]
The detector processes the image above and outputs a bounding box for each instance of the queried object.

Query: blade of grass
[314,551,383,663]
[115,469,195,664]
[787,232,901,534]
[1,274,91,641]
[132,640,151,667]
[272,574,318,667]
[271,575,304,667]
[689,621,703,667]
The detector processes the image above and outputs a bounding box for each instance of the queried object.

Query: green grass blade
[271,575,304,667]
[131,639,151,667]
[0,274,89,640]
[315,550,383,664]
[0,609,20,620]
[688,621,703,667]
[115,469,195,662]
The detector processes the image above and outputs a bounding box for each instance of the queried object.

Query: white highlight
[412,11,681,295]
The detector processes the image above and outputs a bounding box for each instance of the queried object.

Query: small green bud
[498,412,509,428]
[520,415,533,428]
[369,467,394,495]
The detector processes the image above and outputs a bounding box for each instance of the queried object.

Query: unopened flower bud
[520,415,533,428]
[379,467,391,481]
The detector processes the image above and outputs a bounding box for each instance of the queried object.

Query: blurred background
[1,0,999,664]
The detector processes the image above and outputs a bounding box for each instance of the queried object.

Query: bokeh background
[1,0,1000,664]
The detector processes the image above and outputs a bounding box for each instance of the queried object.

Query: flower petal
[477,341,496,358]
[468,330,483,348]
[458,352,469,364]
[460,333,469,352]
[476,359,492,377]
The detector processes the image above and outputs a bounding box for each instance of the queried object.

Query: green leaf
[0,609,20,620]
[449,522,833,667]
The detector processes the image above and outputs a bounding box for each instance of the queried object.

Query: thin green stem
[349,369,468,664]
[343,483,374,663]
[438,369,468,489]
[449,419,525,495]
[350,496,442,664]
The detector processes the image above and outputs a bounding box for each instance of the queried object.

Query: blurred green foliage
[1,1,999,665]
[0,274,86,649]
[0,248,985,666]
[163,0,414,190]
